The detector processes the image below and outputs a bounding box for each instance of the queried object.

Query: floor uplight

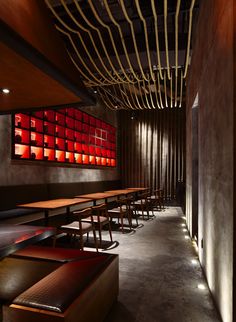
[198,284,206,290]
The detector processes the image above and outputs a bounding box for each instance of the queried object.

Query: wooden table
[76,192,120,206]
[0,224,55,258]
[18,198,92,225]
[105,189,137,198]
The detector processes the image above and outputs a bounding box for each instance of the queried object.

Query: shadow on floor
[104,301,136,322]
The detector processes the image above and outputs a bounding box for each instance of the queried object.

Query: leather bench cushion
[12,246,107,263]
[0,208,39,220]
[0,257,60,303]
[13,254,116,313]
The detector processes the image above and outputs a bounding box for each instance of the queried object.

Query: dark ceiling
[46,0,200,110]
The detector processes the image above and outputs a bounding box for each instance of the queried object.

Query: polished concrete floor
[96,207,222,322]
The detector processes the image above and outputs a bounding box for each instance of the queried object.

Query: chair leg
[108,221,113,242]
[92,228,98,252]
[79,233,84,251]
[121,215,124,233]
[98,224,102,247]
[128,211,132,230]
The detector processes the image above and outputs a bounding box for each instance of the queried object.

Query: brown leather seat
[13,255,116,313]
[0,257,60,303]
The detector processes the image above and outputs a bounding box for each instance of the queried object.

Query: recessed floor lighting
[2,88,10,94]
[198,284,206,290]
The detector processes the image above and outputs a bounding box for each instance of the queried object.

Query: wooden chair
[133,192,150,219]
[54,208,98,251]
[108,198,132,233]
[82,203,113,248]
[147,189,162,213]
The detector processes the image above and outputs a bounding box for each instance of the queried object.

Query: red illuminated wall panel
[13,107,116,167]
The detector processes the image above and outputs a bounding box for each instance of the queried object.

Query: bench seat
[12,245,109,262]
[3,252,118,322]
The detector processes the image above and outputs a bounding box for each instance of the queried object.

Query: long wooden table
[18,198,92,225]
[105,189,138,198]
[76,192,120,206]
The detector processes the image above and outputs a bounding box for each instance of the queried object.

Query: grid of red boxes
[13,108,116,167]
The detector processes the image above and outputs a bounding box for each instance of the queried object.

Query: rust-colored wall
[186,1,233,321]
[0,0,85,91]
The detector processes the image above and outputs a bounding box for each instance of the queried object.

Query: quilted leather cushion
[0,208,39,220]
[13,254,115,313]
[0,257,60,303]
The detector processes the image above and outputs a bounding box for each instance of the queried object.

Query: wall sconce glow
[197,284,206,290]
[1,88,10,94]
[191,259,198,265]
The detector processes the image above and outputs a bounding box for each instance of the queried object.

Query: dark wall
[0,100,119,186]
[119,109,185,200]
[186,1,233,321]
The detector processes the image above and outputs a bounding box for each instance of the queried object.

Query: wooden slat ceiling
[0,41,81,113]
[0,0,94,114]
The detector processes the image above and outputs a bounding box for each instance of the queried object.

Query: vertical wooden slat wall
[119,108,185,199]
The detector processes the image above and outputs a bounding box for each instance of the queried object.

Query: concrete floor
[94,207,222,322]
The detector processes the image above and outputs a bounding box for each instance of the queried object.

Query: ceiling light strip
[153,77,161,109]
[164,0,171,80]
[179,70,183,107]
[183,0,196,78]
[60,0,123,84]
[79,0,134,83]
[151,0,163,80]
[175,0,181,106]
[117,83,135,110]
[119,84,138,110]
[147,79,157,109]
[120,0,149,82]
[46,0,115,85]
[103,0,141,82]
[137,81,149,109]
[56,26,110,85]
[157,73,164,109]
[128,83,144,110]
[135,0,156,82]
[164,71,168,107]
[142,80,152,109]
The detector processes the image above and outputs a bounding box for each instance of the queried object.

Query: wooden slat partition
[119,109,185,199]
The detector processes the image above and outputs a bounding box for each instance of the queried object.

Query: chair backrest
[116,198,129,212]
[91,203,108,218]
[72,207,93,221]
